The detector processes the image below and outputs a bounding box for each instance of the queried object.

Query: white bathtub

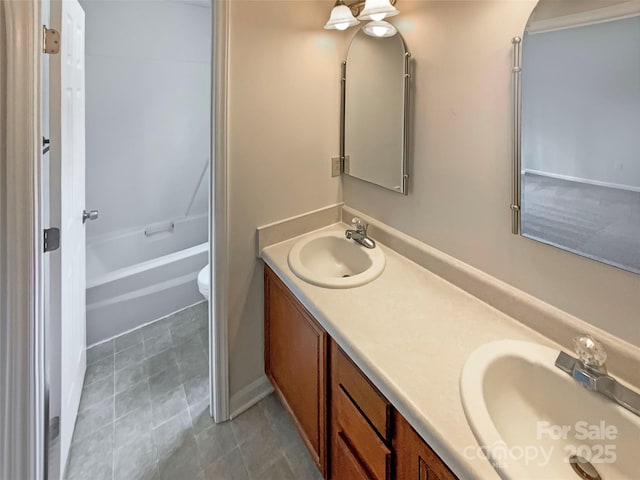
[86,214,208,345]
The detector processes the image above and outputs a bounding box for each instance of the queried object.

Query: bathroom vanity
[260,217,640,480]
[264,265,456,480]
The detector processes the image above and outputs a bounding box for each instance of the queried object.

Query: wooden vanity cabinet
[264,265,457,480]
[393,414,457,480]
[264,266,328,475]
[330,341,392,480]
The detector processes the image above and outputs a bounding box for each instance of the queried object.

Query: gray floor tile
[170,317,201,346]
[178,351,208,383]
[260,393,287,423]
[183,373,208,407]
[266,404,300,450]
[142,318,171,342]
[87,340,115,366]
[151,386,189,427]
[73,397,114,441]
[66,424,114,480]
[156,436,202,480]
[148,365,181,399]
[145,348,178,377]
[114,406,154,451]
[238,428,285,479]
[85,355,114,385]
[230,403,271,446]
[115,344,145,371]
[195,419,237,467]
[190,400,215,435]
[115,362,146,394]
[115,380,151,419]
[174,337,205,364]
[143,329,173,357]
[115,329,143,352]
[79,374,114,412]
[283,440,323,480]
[204,447,250,480]
[192,303,208,329]
[257,456,296,480]
[69,306,325,480]
[114,431,157,480]
[153,410,193,461]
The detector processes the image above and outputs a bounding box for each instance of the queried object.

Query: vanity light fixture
[362,20,397,37]
[324,0,398,31]
[324,0,360,30]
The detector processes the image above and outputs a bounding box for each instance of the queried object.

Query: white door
[49,0,87,476]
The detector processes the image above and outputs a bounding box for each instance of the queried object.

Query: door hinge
[44,228,60,253]
[42,26,60,54]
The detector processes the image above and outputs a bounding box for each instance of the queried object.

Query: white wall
[226,0,343,398]
[342,1,640,347]
[522,16,640,188]
[81,0,210,240]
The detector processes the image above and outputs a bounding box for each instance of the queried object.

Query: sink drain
[342,274,351,278]
[569,455,601,480]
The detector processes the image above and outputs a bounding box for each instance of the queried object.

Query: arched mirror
[341,22,410,194]
[513,0,640,274]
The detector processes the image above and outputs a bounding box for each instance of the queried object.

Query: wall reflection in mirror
[342,23,410,194]
[520,0,640,274]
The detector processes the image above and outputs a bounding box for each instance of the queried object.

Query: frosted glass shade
[324,3,360,30]
[362,20,397,37]
[358,0,399,21]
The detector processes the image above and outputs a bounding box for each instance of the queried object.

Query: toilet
[197,264,210,299]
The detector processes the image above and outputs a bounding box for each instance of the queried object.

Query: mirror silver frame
[340,38,412,195]
[511,36,522,234]
[511,5,640,275]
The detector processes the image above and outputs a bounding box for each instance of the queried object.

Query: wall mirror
[342,22,410,194]
[513,0,640,274]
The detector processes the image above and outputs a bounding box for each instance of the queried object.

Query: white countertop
[261,223,565,480]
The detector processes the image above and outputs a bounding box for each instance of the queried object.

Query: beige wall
[343,1,640,347]
[227,0,344,397]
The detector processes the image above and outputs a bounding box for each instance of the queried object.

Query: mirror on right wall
[515,0,640,274]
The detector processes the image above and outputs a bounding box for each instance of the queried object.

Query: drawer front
[337,386,391,480]
[335,432,374,480]
[335,345,391,441]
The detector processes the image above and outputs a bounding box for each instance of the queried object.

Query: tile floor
[66,302,321,480]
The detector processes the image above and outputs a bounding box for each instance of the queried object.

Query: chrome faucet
[345,217,376,249]
[555,334,640,417]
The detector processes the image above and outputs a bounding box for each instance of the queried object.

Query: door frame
[0,0,231,477]
[210,0,230,423]
[0,1,47,479]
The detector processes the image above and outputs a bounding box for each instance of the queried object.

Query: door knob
[82,209,99,223]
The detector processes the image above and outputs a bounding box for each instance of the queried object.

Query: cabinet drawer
[335,432,373,480]
[334,344,391,442]
[337,386,391,480]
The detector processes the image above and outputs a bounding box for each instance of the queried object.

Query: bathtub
[86,214,208,345]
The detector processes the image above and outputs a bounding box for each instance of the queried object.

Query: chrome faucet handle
[351,217,367,234]
[574,334,607,369]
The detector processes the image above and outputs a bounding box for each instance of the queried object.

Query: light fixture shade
[324,3,360,30]
[358,0,399,21]
[362,20,397,37]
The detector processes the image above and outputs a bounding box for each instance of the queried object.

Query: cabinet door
[393,414,458,480]
[264,266,327,475]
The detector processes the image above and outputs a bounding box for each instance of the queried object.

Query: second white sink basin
[287,230,385,288]
[460,340,640,479]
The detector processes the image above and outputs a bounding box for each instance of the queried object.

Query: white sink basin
[287,231,385,288]
[460,340,640,479]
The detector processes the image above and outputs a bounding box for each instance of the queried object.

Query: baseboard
[229,375,274,419]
